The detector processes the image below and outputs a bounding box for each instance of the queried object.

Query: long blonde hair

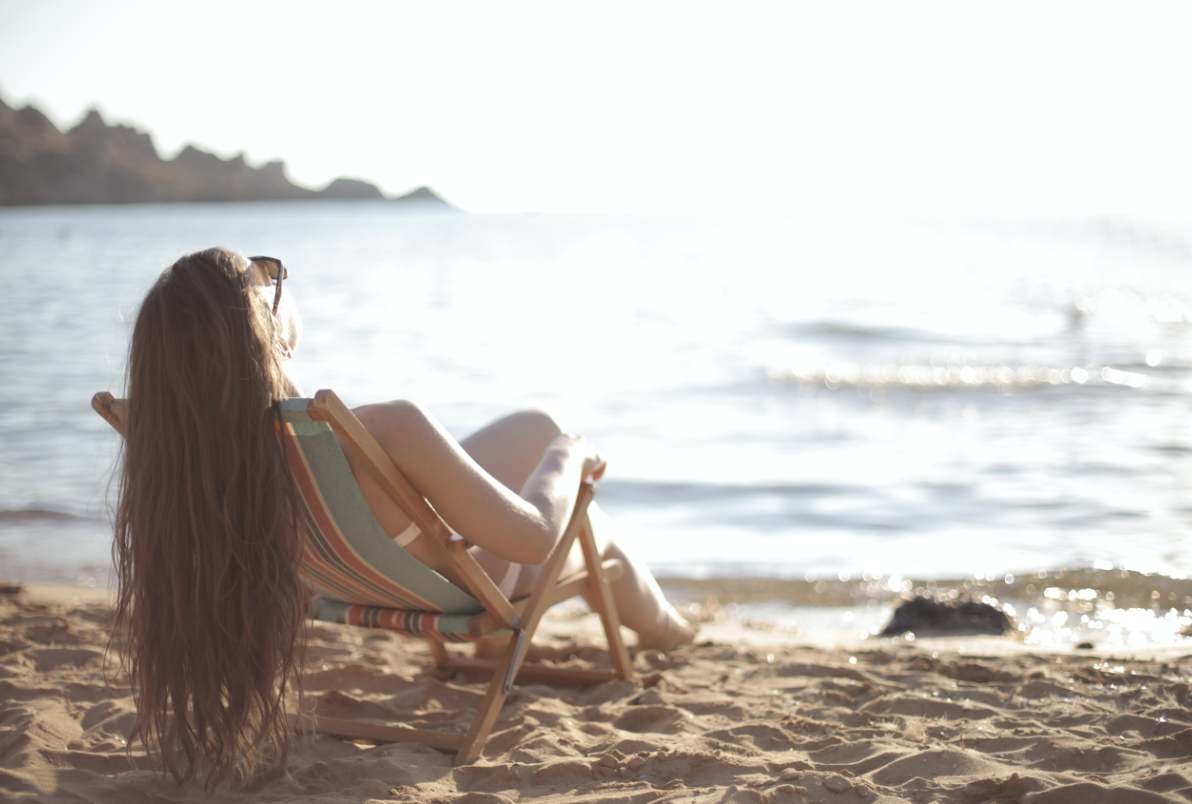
[112,247,307,788]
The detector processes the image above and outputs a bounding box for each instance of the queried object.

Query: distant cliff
[0,96,452,208]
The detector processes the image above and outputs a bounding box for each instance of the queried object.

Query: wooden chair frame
[92,389,634,765]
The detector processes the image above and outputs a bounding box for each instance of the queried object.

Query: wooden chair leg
[578,513,634,680]
[453,634,519,764]
[454,483,595,765]
[429,640,449,667]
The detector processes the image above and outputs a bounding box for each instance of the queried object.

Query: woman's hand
[552,433,606,482]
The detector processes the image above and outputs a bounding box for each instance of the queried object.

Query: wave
[0,508,104,524]
[766,362,1155,392]
[655,564,1191,606]
[1071,286,1192,326]
[788,321,937,343]
[595,479,859,505]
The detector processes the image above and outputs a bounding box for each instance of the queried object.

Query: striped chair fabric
[278,398,495,642]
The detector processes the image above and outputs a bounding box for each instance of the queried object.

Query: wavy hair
[112,247,307,789]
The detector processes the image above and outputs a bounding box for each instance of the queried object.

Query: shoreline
[659,569,1192,654]
[17,561,1192,603]
[18,579,1188,662]
[12,561,1192,654]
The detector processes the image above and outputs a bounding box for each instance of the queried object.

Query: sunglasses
[248,256,288,314]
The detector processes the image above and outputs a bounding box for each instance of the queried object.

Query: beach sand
[4,585,1192,803]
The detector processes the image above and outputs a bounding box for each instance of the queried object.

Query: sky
[2,1,1192,215]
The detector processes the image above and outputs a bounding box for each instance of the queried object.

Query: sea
[4,201,1192,648]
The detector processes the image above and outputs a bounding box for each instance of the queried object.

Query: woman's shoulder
[349,399,447,451]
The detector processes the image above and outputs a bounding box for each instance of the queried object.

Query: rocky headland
[0,96,450,208]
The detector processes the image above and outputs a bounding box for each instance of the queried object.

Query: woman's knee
[459,409,567,491]
[501,409,564,449]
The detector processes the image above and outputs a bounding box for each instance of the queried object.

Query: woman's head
[130,248,295,411]
[113,247,308,789]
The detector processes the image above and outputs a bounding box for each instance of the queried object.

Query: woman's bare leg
[458,410,564,494]
[459,410,695,651]
[455,409,562,594]
[571,504,696,650]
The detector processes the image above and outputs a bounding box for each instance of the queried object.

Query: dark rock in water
[880,596,1013,637]
[0,94,392,206]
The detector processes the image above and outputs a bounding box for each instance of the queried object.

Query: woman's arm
[349,400,601,565]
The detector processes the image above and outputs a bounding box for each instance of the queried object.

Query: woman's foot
[637,608,698,651]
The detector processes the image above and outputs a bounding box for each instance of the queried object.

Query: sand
[4,586,1192,803]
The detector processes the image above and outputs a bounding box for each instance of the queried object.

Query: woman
[113,247,695,787]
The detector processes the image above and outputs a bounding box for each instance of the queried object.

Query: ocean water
[3,202,1192,601]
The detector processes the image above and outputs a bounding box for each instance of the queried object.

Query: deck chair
[92,389,634,765]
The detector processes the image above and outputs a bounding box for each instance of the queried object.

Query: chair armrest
[92,392,127,437]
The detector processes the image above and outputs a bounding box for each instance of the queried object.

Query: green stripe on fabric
[280,397,483,615]
[279,398,314,424]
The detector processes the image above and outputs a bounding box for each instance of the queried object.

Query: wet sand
[5,584,1192,802]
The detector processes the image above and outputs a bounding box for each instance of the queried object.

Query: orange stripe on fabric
[338,605,476,642]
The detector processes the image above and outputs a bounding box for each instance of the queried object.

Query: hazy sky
[2,1,1191,214]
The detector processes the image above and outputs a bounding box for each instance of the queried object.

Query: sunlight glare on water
[2,205,1192,588]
